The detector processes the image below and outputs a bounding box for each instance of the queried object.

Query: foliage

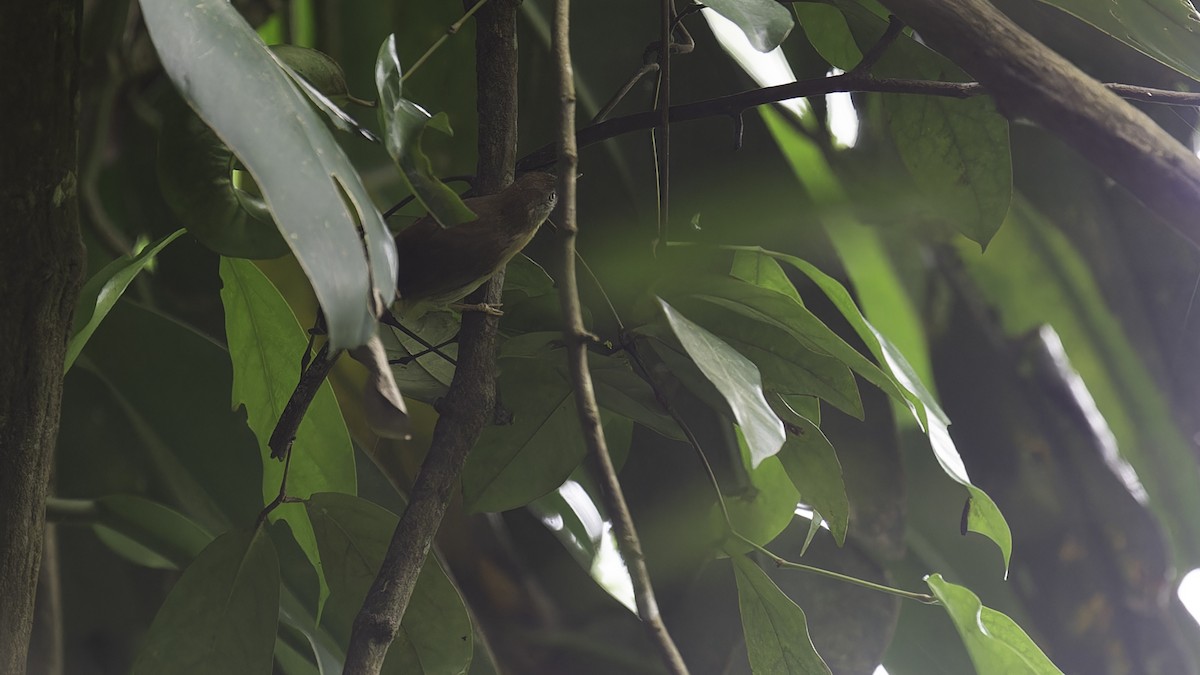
[42,0,1200,674]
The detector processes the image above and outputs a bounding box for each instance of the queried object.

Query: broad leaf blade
[375,35,475,227]
[66,229,184,371]
[732,555,832,674]
[141,0,397,349]
[704,0,795,52]
[658,298,786,468]
[927,574,1064,675]
[93,494,213,570]
[306,493,473,674]
[131,527,280,675]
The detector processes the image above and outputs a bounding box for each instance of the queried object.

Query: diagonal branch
[552,0,690,673]
[341,0,521,673]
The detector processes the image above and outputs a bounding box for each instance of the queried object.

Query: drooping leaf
[704,0,796,52]
[927,574,1064,675]
[719,428,803,549]
[92,494,213,570]
[658,298,786,468]
[220,257,356,615]
[773,414,849,546]
[792,3,862,70]
[131,527,280,675]
[66,229,184,371]
[142,0,397,349]
[306,493,473,674]
[375,34,476,227]
[732,555,832,675]
[1032,0,1200,82]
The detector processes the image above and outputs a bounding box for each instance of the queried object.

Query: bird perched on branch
[391,171,557,319]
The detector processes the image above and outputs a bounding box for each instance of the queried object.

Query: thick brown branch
[341,1,520,673]
[0,3,84,671]
[880,0,1200,249]
[551,0,691,673]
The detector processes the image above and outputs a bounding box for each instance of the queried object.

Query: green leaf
[774,416,849,546]
[732,555,832,675]
[929,417,1013,572]
[66,229,184,371]
[720,429,802,549]
[306,493,473,674]
[375,34,476,227]
[142,0,396,349]
[838,3,1013,247]
[658,298,786,468]
[664,291,863,418]
[731,249,804,304]
[792,3,862,70]
[705,0,796,52]
[220,257,356,615]
[131,527,280,675]
[926,574,1064,675]
[1033,0,1200,81]
[92,494,213,570]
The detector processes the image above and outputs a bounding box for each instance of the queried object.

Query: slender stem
[849,14,905,76]
[655,0,672,255]
[402,0,491,83]
[517,73,1200,171]
[552,2,691,673]
[267,341,340,460]
[733,533,939,604]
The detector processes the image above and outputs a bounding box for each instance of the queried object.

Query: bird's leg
[379,308,459,366]
[451,302,504,316]
[389,332,460,366]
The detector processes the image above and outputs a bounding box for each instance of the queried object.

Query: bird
[390,171,558,320]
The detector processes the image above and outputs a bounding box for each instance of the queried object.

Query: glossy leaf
[733,555,832,675]
[131,527,280,675]
[221,257,356,613]
[66,229,184,371]
[375,34,475,227]
[773,415,849,546]
[659,298,786,468]
[142,0,397,349]
[704,0,796,52]
[306,493,473,674]
[1033,0,1200,81]
[927,574,1064,675]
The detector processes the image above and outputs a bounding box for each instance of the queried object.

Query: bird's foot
[451,302,504,317]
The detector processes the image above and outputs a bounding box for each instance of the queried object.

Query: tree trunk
[0,3,84,673]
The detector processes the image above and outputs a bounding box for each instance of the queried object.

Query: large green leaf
[720,429,803,549]
[306,493,473,675]
[927,574,1064,675]
[375,34,475,227]
[66,229,184,371]
[770,412,849,546]
[131,527,280,675]
[705,0,796,52]
[792,3,862,70]
[661,291,864,418]
[220,257,356,615]
[732,555,832,675]
[659,298,786,468]
[141,0,397,349]
[1033,0,1200,82]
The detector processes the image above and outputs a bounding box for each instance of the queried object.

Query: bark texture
[880,0,1200,249]
[0,3,84,673]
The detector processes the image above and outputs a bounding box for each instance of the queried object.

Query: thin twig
[849,14,905,76]
[402,0,491,83]
[267,341,341,460]
[517,73,1200,171]
[552,2,691,672]
[654,0,673,256]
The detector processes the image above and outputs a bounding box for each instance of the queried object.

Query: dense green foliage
[43,0,1200,673]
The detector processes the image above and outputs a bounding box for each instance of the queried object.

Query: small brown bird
[392,171,557,318]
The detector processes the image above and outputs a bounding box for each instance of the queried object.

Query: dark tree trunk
[0,3,84,672]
